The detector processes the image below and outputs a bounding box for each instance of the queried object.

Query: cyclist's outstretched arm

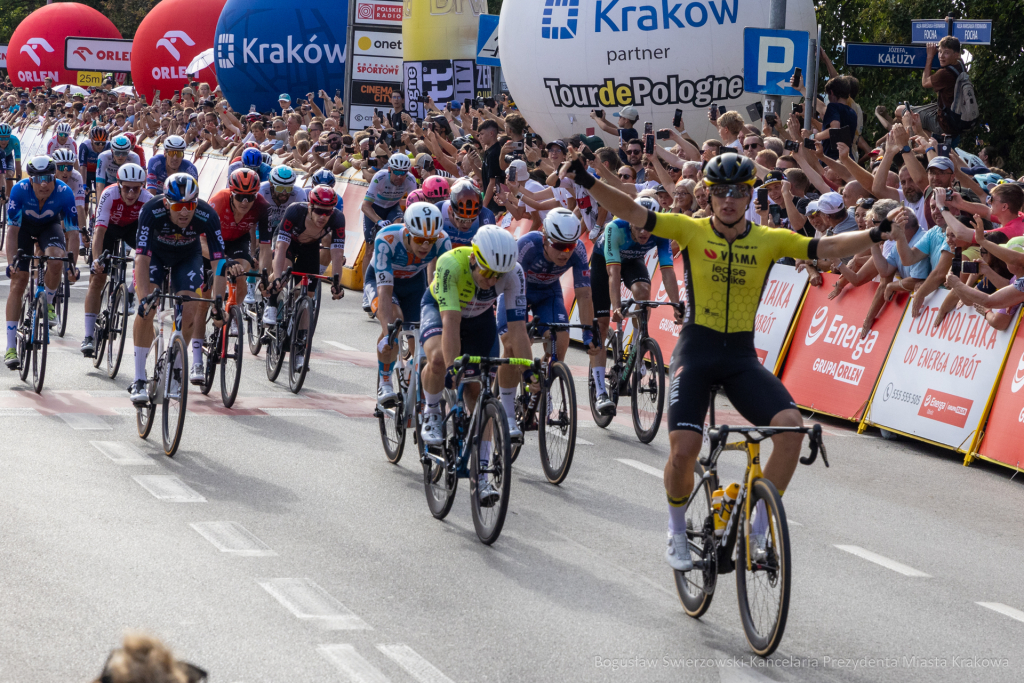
[561,151,646,227]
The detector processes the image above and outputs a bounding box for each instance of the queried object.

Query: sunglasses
[273,186,293,194]
[113,152,128,158]
[169,201,197,211]
[57,133,68,138]
[709,184,752,199]
[311,207,334,216]
[0,136,9,141]
[410,235,438,246]
[31,174,55,184]
[166,150,184,158]
[390,169,408,176]
[120,184,142,194]
[547,239,577,253]
[618,172,634,179]
[743,143,762,150]
[56,164,73,172]
[232,193,256,203]
[625,150,642,156]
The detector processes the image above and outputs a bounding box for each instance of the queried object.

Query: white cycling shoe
[262,305,277,326]
[377,380,397,408]
[420,412,444,445]
[665,531,693,572]
[189,362,205,385]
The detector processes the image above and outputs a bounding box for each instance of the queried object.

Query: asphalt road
[1,271,1023,683]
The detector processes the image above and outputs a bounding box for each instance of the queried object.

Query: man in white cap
[815,191,858,235]
[590,104,639,164]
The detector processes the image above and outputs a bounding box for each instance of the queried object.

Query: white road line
[56,413,112,430]
[617,458,663,478]
[132,475,207,502]
[326,341,359,352]
[259,578,371,630]
[834,545,930,577]
[977,602,1024,624]
[318,645,391,683]
[377,644,454,683]
[91,440,152,465]
[190,522,277,557]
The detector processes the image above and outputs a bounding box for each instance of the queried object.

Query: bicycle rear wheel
[55,269,70,338]
[287,297,313,393]
[220,307,244,407]
[265,324,285,382]
[421,400,456,519]
[539,362,577,485]
[631,337,665,444]
[470,398,512,545]
[246,302,264,356]
[377,372,406,464]
[675,460,718,618]
[162,335,189,457]
[30,298,48,393]
[106,283,129,379]
[137,339,159,440]
[200,328,218,396]
[736,478,791,657]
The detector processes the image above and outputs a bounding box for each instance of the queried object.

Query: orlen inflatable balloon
[132,0,227,103]
[499,0,816,144]
[215,0,348,114]
[8,3,121,88]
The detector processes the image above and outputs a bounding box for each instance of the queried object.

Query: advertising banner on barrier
[975,324,1024,470]
[0,46,7,69]
[754,264,808,375]
[867,290,1021,452]
[780,274,906,420]
[65,37,133,72]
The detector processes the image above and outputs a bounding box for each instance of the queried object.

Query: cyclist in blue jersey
[0,124,22,197]
[371,202,452,407]
[226,148,271,185]
[146,136,198,195]
[5,157,81,368]
[438,179,495,247]
[310,168,336,188]
[590,196,682,415]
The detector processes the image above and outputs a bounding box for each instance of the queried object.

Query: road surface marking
[977,602,1024,624]
[263,408,346,417]
[91,440,152,465]
[318,645,390,683]
[326,341,359,351]
[377,644,454,683]
[834,545,930,577]
[259,578,371,630]
[190,522,277,556]
[617,459,663,478]
[56,413,111,430]
[132,475,207,502]
[0,408,41,416]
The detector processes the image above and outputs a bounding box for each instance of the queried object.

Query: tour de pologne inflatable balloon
[499,0,817,144]
[132,0,227,103]
[8,3,121,88]
[215,0,349,115]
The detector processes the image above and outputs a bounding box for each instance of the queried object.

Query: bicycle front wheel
[265,323,285,382]
[162,335,189,457]
[736,478,792,657]
[675,460,718,618]
[55,269,70,338]
[287,297,313,393]
[539,362,577,485]
[17,302,31,382]
[377,372,406,464]
[137,338,160,439]
[631,337,665,444]
[106,283,129,379]
[30,297,48,393]
[220,307,244,408]
[470,398,512,545]
[93,281,110,369]
[200,329,218,396]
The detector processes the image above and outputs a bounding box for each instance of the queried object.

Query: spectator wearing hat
[591,104,639,164]
[815,191,857,234]
[278,92,292,115]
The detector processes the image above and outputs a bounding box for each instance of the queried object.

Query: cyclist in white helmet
[51,148,86,217]
[253,166,307,305]
[95,135,141,200]
[47,121,77,158]
[146,135,197,195]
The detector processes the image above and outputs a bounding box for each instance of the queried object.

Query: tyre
[421,399,456,520]
[200,328,218,396]
[246,302,263,356]
[17,303,31,383]
[310,280,323,339]
[675,461,719,618]
[106,283,129,379]
[30,297,48,393]
[736,478,791,657]
[93,281,110,369]
[162,335,189,457]
[137,337,160,439]
[55,269,70,338]
[470,398,512,545]
[539,362,577,485]
[631,337,665,444]
[509,380,531,465]
[378,372,406,464]
[265,323,285,382]
[287,297,313,393]
[220,306,244,408]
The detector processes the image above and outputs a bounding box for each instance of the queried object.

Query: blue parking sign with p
[743,28,809,96]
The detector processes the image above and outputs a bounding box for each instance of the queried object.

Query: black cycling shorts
[223,235,253,264]
[16,222,66,272]
[590,248,651,318]
[668,326,797,435]
[420,290,500,378]
[149,246,204,294]
[100,222,138,255]
[284,240,322,292]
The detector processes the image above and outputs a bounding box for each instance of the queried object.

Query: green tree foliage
[818,0,1024,171]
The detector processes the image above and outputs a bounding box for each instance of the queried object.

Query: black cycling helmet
[703,152,756,187]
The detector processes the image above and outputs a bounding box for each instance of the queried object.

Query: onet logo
[217,34,234,70]
[19,37,54,67]
[1012,350,1024,393]
[542,0,580,40]
[804,306,829,345]
[73,47,93,60]
[156,30,195,62]
[703,248,717,259]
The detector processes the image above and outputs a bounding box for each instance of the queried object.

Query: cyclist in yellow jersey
[419,228,532,473]
[562,151,892,570]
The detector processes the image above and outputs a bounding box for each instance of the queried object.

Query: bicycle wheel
[588,332,620,428]
[162,335,189,457]
[310,280,323,339]
[55,269,70,338]
[631,337,665,444]
[137,338,160,439]
[736,478,791,657]
[200,328,218,396]
[377,372,406,464]
[17,304,31,383]
[539,362,577,485]
[675,460,719,618]
[30,297,48,393]
[470,398,513,545]
[509,381,531,464]
[246,302,263,356]
[287,297,313,393]
[421,402,456,519]
[220,307,244,408]
[265,323,285,382]
[92,281,111,368]
[106,283,129,379]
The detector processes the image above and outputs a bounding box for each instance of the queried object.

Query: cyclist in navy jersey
[146,136,198,195]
